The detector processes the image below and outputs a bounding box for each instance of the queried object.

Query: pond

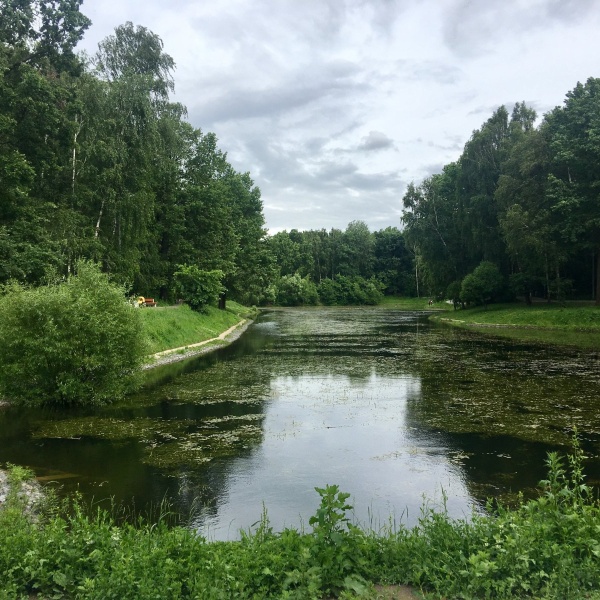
[1,307,600,540]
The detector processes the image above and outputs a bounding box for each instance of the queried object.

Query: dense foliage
[173,264,224,313]
[0,3,272,305]
[2,1,599,310]
[2,443,600,598]
[0,262,145,406]
[402,88,600,305]
[268,223,414,304]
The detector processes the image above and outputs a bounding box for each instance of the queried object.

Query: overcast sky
[77,0,600,234]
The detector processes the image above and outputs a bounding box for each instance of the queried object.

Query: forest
[402,93,600,306]
[0,0,271,306]
[1,0,599,307]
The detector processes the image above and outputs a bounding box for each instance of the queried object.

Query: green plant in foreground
[2,441,600,599]
[299,484,369,597]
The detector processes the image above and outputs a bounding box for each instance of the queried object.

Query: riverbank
[430,301,600,348]
[143,318,253,369]
[140,302,257,369]
[378,296,451,311]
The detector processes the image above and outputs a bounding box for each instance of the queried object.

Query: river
[1,307,599,540]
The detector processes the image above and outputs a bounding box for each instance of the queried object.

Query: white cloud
[77,0,600,233]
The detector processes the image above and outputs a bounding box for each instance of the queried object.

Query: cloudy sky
[77,0,600,234]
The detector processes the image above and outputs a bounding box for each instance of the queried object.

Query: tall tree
[0,0,90,283]
[542,78,600,303]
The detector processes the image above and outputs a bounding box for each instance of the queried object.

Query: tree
[457,106,511,267]
[542,78,600,304]
[338,221,374,277]
[275,273,318,306]
[402,165,468,296]
[0,0,90,284]
[372,227,412,295]
[0,261,146,406]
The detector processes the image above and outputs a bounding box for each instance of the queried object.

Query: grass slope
[430,301,600,348]
[433,302,600,331]
[139,302,254,355]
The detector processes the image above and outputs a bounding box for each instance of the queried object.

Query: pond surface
[1,307,600,540]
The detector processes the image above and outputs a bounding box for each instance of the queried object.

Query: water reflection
[195,370,475,540]
[1,307,599,540]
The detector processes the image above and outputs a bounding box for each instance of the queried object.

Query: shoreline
[142,317,253,370]
[0,318,254,501]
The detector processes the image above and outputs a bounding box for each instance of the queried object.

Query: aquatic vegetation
[2,307,600,536]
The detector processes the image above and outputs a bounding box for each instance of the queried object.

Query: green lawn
[433,302,600,331]
[378,296,452,311]
[138,302,254,354]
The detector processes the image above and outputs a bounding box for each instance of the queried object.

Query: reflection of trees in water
[168,310,600,520]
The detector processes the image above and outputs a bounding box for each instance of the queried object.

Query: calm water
[1,307,600,540]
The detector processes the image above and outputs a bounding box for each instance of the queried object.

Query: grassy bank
[139,302,255,355]
[2,443,600,599]
[378,296,451,311]
[430,302,600,348]
[432,302,600,330]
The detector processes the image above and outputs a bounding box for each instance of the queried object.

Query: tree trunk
[545,253,550,302]
[415,259,420,298]
[94,199,105,238]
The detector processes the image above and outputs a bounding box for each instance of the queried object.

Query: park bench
[143,297,157,307]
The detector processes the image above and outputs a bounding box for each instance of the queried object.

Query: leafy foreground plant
[2,441,600,599]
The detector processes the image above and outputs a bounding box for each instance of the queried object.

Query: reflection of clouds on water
[195,366,475,541]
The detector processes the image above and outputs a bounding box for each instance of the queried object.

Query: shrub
[275,273,319,306]
[173,265,225,313]
[0,261,146,407]
[318,276,383,306]
[460,261,504,307]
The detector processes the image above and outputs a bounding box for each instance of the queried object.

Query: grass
[2,440,600,599]
[378,296,451,311]
[432,301,600,331]
[138,301,256,355]
[429,301,600,348]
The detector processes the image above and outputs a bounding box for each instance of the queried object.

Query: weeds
[2,440,600,598]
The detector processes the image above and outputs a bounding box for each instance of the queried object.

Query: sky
[77,0,600,234]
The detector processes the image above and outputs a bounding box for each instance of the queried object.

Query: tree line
[2,1,599,309]
[0,1,272,305]
[402,85,600,306]
[266,223,414,305]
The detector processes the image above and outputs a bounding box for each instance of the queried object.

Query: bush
[460,261,504,307]
[173,265,225,313]
[318,276,383,306]
[275,273,319,306]
[0,261,146,407]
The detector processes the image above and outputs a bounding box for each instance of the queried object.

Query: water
[1,307,599,540]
